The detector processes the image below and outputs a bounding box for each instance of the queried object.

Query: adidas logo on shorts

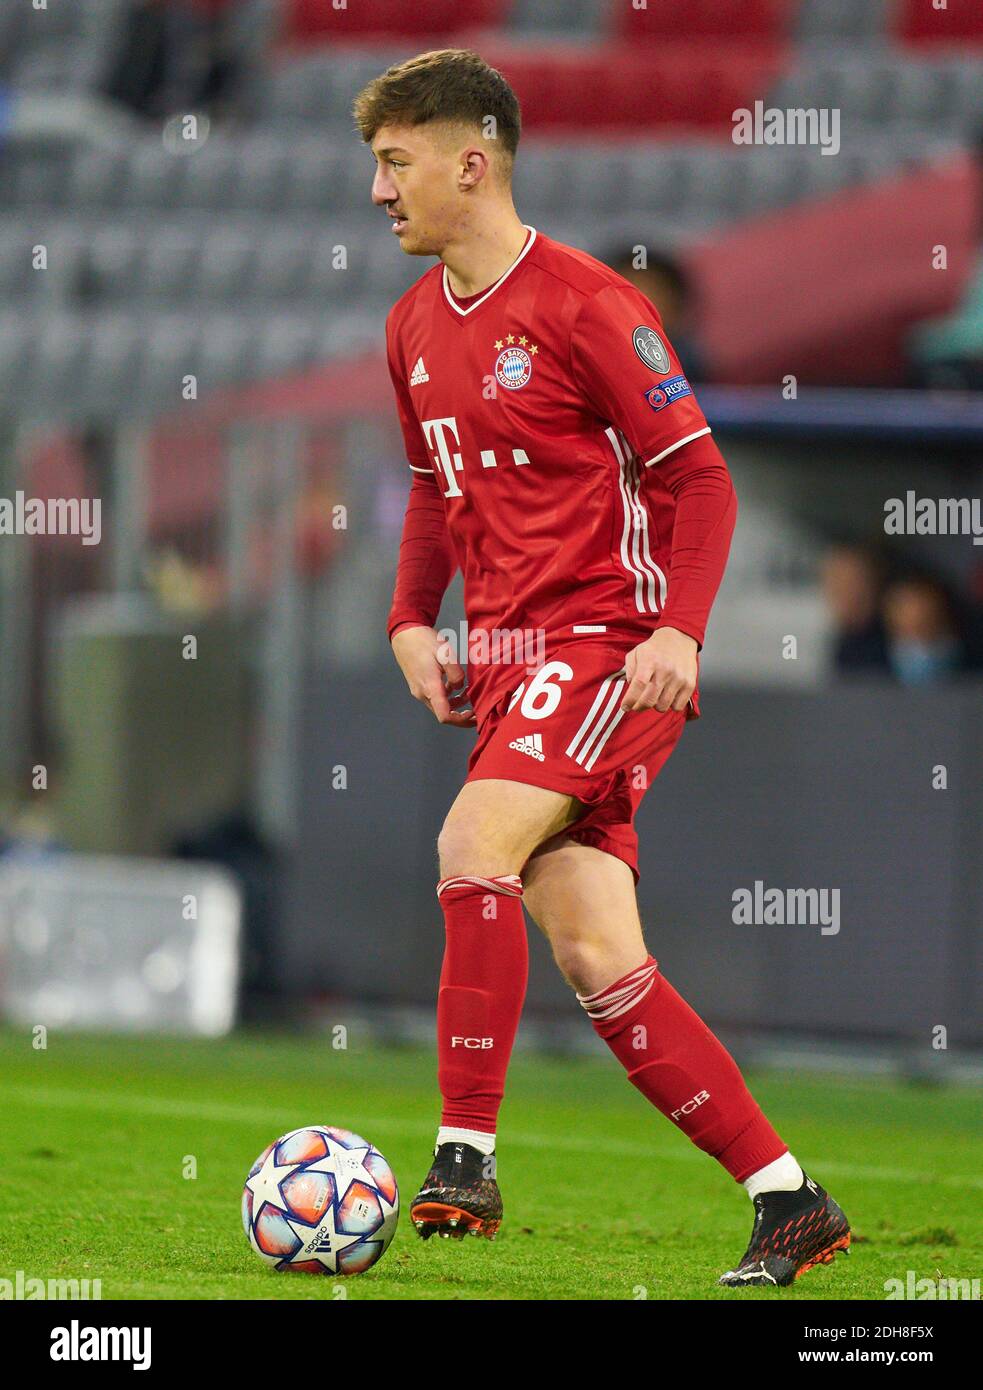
[508,732,545,762]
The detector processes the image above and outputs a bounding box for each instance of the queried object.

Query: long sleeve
[387,470,457,641]
[567,283,734,649]
[648,431,737,649]
[385,311,457,640]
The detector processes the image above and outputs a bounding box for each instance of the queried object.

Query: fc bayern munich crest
[494,345,533,391]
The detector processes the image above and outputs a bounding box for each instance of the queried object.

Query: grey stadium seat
[794,0,893,42]
[199,318,253,387]
[85,314,146,413]
[196,227,257,301]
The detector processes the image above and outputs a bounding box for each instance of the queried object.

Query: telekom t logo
[422,417,532,498]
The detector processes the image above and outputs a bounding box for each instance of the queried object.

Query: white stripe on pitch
[11,1086,983,1189]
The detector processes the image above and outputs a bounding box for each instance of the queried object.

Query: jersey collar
[440,226,538,320]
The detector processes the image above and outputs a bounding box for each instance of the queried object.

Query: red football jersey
[386,227,720,719]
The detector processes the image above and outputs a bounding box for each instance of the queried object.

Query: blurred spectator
[821,542,890,676]
[606,247,708,382]
[102,0,241,121]
[883,574,965,685]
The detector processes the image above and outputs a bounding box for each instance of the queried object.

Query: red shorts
[465,640,689,882]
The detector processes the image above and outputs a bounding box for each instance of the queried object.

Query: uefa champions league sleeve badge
[632,325,672,375]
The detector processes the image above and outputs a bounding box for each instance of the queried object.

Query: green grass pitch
[3,1026,981,1300]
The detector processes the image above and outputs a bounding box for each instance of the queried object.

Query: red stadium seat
[897,0,983,46]
[615,0,795,43]
[474,42,788,133]
[285,0,510,41]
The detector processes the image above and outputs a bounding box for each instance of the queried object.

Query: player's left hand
[621,627,698,713]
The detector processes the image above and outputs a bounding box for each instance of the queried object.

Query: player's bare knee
[550,933,609,996]
[436,816,475,878]
[437,810,511,879]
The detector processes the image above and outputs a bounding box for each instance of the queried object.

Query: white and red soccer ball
[242,1125,398,1275]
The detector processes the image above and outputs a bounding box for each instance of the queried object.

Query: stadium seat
[86,313,145,412]
[142,228,204,302]
[615,0,795,42]
[770,51,983,133]
[478,42,789,132]
[0,316,23,401]
[197,229,257,302]
[282,139,361,213]
[793,0,892,41]
[0,227,32,301]
[199,318,253,386]
[284,0,510,42]
[2,1,976,417]
[35,314,90,412]
[251,315,320,378]
[897,0,983,47]
[264,50,406,126]
[86,226,144,304]
[68,146,126,211]
[509,0,604,35]
[0,142,74,207]
[120,143,190,211]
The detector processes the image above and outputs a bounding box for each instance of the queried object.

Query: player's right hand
[391,626,476,728]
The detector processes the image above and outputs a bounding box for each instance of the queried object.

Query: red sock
[435,874,527,1134]
[579,956,787,1182]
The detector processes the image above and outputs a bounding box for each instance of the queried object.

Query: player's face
[370,125,466,257]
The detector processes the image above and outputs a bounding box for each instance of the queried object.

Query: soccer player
[354,50,850,1288]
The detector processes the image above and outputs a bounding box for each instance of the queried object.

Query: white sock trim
[436,1126,496,1156]
[743,1150,804,1200]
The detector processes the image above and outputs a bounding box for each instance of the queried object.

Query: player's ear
[459,146,489,191]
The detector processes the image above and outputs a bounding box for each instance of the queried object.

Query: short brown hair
[353,48,521,174]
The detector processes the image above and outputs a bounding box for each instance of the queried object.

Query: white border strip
[441,226,538,317]
[643,426,712,468]
[605,427,667,613]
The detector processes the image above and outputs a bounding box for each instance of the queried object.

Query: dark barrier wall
[287,668,982,1046]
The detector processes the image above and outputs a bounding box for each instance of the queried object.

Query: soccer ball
[242,1125,399,1274]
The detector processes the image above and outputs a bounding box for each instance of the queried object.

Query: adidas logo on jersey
[410,356,429,385]
[508,733,545,761]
